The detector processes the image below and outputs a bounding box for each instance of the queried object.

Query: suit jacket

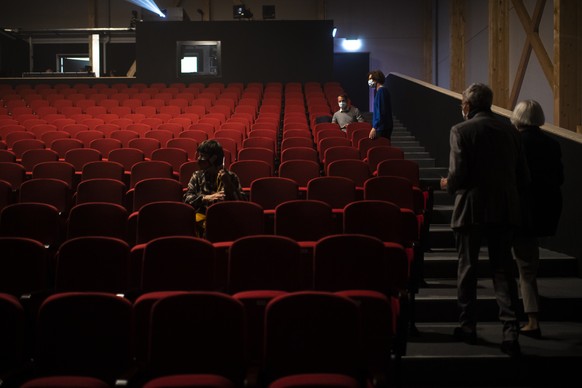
[446,110,529,229]
[520,126,563,236]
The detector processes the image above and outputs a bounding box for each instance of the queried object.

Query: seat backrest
[228,160,272,189]
[0,237,48,296]
[147,292,245,382]
[343,200,404,244]
[0,202,61,248]
[66,202,128,241]
[19,178,71,214]
[327,159,372,188]
[242,136,276,153]
[323,146,359,171]
[313,234,397,294]
[280,146,319,163]
[11,139,45,159]
[0,293,27,373]
[20,149,60,172]
[314,128,347,146]
[127,137,161,159]
[364,175,415,210]
[274,200,333,242]
[264,292,361,383]
[132,177,183,212]
[278,160,321,188]
[136,201,197,244]
[306,176,356,209]
[64,148,102,172]
[318,137,351,160]
[376,159,421,187]
[237,147,275,171]
[228,235,303,294]
[141,236,215,292]
[151,147,189,172]
[358,137,392,159]
[0,162,26,190]
[34,292,133,381]
[108,147,145,172]
[178,160,201,188]
[205,201,265,243]
[110,129,140,147]
[32,161,75,188]
[250,177,299,211]
[55,236,130,293]
[75,130,105,148]
[49,138,84,159]
[75,178,127,206]
[129,160,174,189]
[364,145,404,173]
[88,138,123,160]
[280,136,314,151]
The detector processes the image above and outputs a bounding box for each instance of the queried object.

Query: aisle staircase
[390,119,582,387]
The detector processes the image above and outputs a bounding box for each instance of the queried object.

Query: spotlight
[233,4,253,19]
[124,0,166,18]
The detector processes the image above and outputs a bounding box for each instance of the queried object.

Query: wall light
[332,28,337,38]
[124,0,166,18]
[341,38,362,51]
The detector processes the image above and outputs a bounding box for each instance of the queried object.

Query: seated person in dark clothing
[183,139,247,236]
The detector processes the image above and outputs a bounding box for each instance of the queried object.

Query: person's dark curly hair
[197,139,224,166]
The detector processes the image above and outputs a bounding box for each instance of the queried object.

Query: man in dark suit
[440,83,529,357]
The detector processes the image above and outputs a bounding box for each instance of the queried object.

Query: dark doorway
[333,52,370,112]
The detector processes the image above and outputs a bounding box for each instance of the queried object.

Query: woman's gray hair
[511,99,545,128]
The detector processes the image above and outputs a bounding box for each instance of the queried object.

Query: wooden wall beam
[554,0,581,131]
[489,0,509,108]
[450,0,465,93]
[423,0,434,83]
[513,0,554,85]
[509,0,546,108]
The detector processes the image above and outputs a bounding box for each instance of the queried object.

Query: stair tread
[417,277,582,300]
[405,321,582,358]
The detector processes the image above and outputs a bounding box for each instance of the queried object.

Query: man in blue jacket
[367,70,393,139]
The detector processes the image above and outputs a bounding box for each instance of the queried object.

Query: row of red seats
[1,285,402,387]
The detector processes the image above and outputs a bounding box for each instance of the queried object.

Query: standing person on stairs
[510,99,564,339]
[440,83,529,357]
[367,70,394,140]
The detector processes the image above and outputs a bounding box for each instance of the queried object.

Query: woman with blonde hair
[510,99,564,338]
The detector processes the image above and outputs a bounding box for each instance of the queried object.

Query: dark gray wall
[136,20,334,85]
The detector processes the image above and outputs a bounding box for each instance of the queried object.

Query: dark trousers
[455,224,520,341]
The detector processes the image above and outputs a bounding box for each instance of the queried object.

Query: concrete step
[428,223,456,248]
[400,321,582,387]
[396,146,426,153]
[422,247,580,280]
[406,158,435,168]
[414,276,582,322]
[391,140,420,148]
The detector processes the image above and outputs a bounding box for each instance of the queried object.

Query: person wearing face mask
[440,83,529,357]
[367,70,394,139]
[184,139,247,236]
[331,93,364,131]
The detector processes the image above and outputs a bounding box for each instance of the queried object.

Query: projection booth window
[177,41,221,78]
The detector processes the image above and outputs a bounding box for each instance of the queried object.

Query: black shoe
[520,326,542,339]
[453,327,477,344]
[500,340,522,357]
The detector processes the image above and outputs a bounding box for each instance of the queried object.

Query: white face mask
[368,79,376,88]
[338,101,347,110]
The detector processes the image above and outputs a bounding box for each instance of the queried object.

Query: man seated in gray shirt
[331,93,365,131]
